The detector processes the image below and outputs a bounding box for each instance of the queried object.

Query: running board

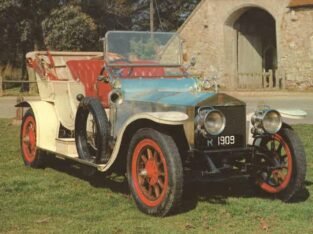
[55,153,107,172]
[56,138,78,158]
[44,138,108,172]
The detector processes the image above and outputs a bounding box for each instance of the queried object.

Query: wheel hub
[145,159,159,185]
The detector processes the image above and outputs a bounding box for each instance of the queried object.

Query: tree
[0,0,23,66]
[131,0,200,31]
[0,0,59,80]
[78,0,133,37]
[42,6,98,51]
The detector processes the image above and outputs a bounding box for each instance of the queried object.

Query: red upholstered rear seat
[67,60,112,107]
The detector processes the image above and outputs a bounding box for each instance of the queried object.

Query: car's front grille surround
[195,105,246,150]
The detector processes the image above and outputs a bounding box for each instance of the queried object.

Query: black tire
[253,128,306,201]
[20,109,46,168]
[127,128,183,216]
[75,97,110,164]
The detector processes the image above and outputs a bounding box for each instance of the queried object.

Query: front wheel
[127,128,183,216]
[253,128,306,201]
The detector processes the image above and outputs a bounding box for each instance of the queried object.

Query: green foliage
[42,6,98,51]
[131,0,201,31]
[0,0,23,65]
[0,0,59,79]
[130,38,160,59]
[80,0,132,35]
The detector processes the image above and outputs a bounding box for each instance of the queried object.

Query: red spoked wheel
[127,128,183,216]
[22,114,37,163]
[254,128,306,201]
[20,110,45,168]
[258,134,293,193]
[132,139,169,207]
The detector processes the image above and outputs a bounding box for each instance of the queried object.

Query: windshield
[105,31,182,67]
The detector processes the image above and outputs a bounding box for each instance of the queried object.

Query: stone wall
[179,0,313,90]
[280,8,313,90]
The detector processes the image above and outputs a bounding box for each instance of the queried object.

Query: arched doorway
[225,7,277,89]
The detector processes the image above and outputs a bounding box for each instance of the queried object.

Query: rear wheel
[20,109,45,168]
[127,128,183,216]
[253,128,306,201]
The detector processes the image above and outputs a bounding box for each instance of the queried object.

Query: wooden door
[237,32,263,89]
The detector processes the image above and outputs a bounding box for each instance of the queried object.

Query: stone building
[179,0,313,90]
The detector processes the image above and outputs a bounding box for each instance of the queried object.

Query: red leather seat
[67,60,112,107]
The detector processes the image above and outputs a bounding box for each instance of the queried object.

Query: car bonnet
[118,78,244,107]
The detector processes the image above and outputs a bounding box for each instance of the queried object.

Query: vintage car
[18,31,306,216]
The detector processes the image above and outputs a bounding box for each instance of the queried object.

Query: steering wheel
[109,58,134,77]
[98,65,110,83]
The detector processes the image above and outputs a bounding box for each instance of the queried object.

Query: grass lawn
[0,119,312,233]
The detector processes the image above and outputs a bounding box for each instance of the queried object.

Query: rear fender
[19,101,59,152]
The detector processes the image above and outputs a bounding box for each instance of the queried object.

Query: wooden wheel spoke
[278,171,286,180]
[141,154,148,163]
[138,175,145,185]
[159,171,165,176]
[273,178,280,186]
[147,148,153,160]
[156,156,164,170]
[271,169,286,185]
[280,155,288,164]
[148,185,153,196]
[276,143,283,154]
[277,177,284,183]
[153,151,158,161]
[158,179,164,189]
[275,171,285,182]
[141,179,146,187]
[153,184,161,198]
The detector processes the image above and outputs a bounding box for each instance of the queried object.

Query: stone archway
[224,6,277,89]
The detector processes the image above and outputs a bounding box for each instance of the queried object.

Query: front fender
[100,111,189,172]
[136,111,189,125]
[19,101,59,152]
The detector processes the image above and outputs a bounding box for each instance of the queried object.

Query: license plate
[207,135,236,147]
